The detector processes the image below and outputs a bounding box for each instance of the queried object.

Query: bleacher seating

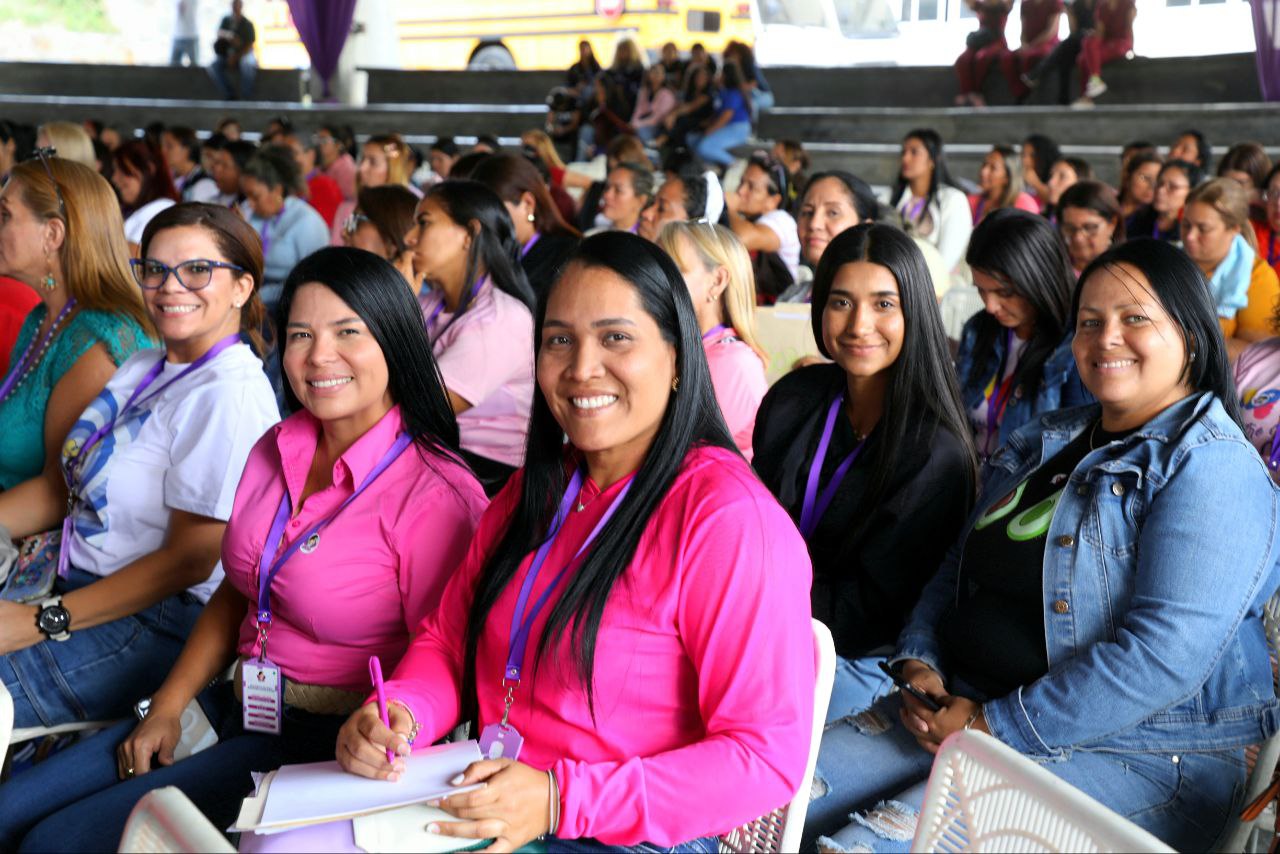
[0,62,302,103]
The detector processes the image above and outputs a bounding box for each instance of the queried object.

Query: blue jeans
[826,654,893,724]
[0,682,345,852]
[691,121,752,167]
[170,37,198,66]
[209,52,258,99]
[0,568,202,730]
[804,694,1247,852]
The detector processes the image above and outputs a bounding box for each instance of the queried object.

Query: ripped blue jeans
[803,694,1248,852]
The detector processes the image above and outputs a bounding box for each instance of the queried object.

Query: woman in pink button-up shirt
[1,248,487,851]
[339,232,814,852]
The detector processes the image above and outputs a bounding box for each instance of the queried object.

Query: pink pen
[369,655,395,764]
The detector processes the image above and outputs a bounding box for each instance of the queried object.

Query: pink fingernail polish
[427,823,441,834]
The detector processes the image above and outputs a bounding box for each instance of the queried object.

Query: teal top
[0,306,155,489]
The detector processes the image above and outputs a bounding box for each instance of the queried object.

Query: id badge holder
[242,658,284,735]
[478,682,524,760]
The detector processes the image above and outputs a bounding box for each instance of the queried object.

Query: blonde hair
[362,134,414,188]
[521,130,565,171]
[9,158,153,335]
[657,220,766,365]
[987,145,1026,212]
[1186,177,1258,252]
[37,122,96,169]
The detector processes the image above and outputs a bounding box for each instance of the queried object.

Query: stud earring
[671,376,680,392]
[527,213,536,223]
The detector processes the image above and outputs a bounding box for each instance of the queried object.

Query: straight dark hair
[460,231,736,720]
[422,179,536,327]
[1059,180,1125,243]
[275,246,465,461]
[1023,133,1061,184]
[471,152,582,239]
[891,128,961,212]
[1177,129,1212,172]
[965,209,1077,396]
[803,170,881,222]
[810,224,978,534]
[1074,239,1242,428]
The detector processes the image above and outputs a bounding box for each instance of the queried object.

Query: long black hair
[810,224,978,532]
[275,246,464,463]
[460,232,735,719]
[802,170,882,222]
[423,179,536,320]
[891,128,961,212]
[1075,239,1243,428]
[965,208,1076,396]
[1023,133,1061,185]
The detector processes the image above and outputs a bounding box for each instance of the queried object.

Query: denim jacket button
[1056,534,1075,547]
[1053,599,1070,614]
[1111,483,1125,496]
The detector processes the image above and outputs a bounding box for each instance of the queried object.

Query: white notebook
[243,740,483,833]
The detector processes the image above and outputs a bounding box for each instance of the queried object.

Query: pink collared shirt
[383,445,815,846]
[221,405,487,691]
[421,281,535,468]
[704,331,767,461]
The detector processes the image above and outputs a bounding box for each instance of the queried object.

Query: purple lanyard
[60,334,241,577]
[254,431,414,633]
[701,324,731,343]
[520,232,541,259]
[984,329,1016,456]
[1269,233,1278,267]
[260,210,285,257]
[0,298,76,406]
[627,221,640,234]
[974,197,987,222]
[1268,425,1280,472]
[905,197,927,223]
[426,275,488,343]
[799,394,866,540]
[503,467,633,683]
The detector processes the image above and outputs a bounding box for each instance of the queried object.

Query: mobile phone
[133,696,219,760]
[877,661,943,712]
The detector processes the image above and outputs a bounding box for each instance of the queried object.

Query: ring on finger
[126,767,135,778]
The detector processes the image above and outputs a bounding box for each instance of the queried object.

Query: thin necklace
[0,299,76,405]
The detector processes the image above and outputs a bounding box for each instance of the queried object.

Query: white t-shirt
[63,342,279,602]
[174,0,199,37]
[757,208,801,282]
[123,198,177,246]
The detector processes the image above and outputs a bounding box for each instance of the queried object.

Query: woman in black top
[753,224,977,720]
[470,153,581,300]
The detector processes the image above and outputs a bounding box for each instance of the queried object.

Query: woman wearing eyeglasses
[0,156,155,495]
[239,147,330,311]
[1057,180,1124,277]
[407,180,537,495]
[0,203,278,739]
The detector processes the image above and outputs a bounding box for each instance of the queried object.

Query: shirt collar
[274,404,407,504]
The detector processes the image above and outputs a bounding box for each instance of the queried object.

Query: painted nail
[427,823,441,834]
[450,773,466,785]
[426,799,440,807]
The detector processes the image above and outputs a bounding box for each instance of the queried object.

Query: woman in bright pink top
[0,248,487,848]
[338,232,815,851]
[407,180,537,495]
[658,220,768,460]
[969,145,1042,224]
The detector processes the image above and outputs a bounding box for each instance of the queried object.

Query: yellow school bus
[252,0,754,71]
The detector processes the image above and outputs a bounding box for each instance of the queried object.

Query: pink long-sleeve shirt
[704,331,768,461]
[383,445,815,846]
[221,405,488,691]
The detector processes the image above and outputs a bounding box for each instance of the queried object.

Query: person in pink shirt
[658,220,768,460]
[0,248,487,851]
[409,180,538,495]
[1236,334,1280,485]
[337,232,815,851]
[968,145,1040,224]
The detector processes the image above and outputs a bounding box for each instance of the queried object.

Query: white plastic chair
[1217,590,1280,853]
[118,786,235,853]
[0,682,13,755]
[719,618,836,853]
[912,729,1174,853]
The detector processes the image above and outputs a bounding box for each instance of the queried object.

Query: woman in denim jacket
[805,238,1280,853]
[955,209,1092,462]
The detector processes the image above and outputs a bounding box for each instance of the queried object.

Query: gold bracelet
[387,699,422,744]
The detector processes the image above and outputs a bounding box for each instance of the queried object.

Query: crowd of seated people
[0,69,1277,854]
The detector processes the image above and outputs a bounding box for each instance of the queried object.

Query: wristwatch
[36,596,71,642]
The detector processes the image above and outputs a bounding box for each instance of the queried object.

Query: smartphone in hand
[878,660,943,712]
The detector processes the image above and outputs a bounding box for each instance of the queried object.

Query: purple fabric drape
[285,0,358,98]
[1252,0,1280,101]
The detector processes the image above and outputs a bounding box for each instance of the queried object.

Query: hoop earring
[671,376,680,392]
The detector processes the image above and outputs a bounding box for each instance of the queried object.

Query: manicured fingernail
[918,721,928,733]
[388,772,400,782]
[397,743,410,755]
[426,799,440,807]
[450,773,465,785]
[427,823,441,834]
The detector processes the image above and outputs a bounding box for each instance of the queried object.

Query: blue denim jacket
[954,316,1093,449]
[896,392,1280,757]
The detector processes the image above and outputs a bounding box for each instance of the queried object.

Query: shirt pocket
[1082,465,1148,559]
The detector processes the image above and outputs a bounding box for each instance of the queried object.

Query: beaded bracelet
[387,698,422,745]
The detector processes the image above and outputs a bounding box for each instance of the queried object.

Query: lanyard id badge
[242,658,284,735]
[479,467,633,761]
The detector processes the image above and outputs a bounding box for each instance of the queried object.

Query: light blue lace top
[0,306,155,489]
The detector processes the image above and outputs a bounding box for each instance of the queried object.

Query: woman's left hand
[905,696,988,754]
[0,601,44,655]
[425,758,551,853]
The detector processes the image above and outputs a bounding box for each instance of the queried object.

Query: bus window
[836,0,898,35]
[759,0,829,27]
[688,9,723,30]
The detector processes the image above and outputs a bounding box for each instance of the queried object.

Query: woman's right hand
[896,659,947,740]
[336,702,414,781]
[116,707,183,780]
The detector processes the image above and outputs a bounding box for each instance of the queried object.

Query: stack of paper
[233,740,483,838]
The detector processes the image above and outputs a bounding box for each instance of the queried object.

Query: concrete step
[363,68,564,105]
[0,62,302,102]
